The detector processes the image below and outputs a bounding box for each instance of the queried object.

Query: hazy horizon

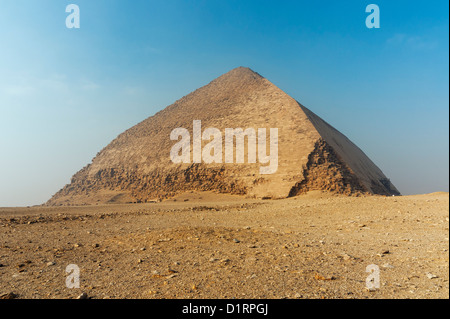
[0,0,448,207]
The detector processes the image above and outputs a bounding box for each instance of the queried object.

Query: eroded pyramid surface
[47,67,399,205]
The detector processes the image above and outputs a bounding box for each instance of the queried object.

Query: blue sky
[0,0,448,206]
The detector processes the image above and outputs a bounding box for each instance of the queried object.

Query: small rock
[233,239,240,243]
[377,250,390,257]
[77,292,88,300]
[46,261,56,266]
[341,253,353,261]
[314,273,336,281]
[0,292,17,299]
[426,273,438,279]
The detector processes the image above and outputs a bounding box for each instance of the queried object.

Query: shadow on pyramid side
[47,67,400,206]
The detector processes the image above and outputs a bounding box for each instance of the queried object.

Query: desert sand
[1,191,448,299]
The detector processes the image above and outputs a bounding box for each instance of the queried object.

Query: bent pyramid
[47,67,400,205]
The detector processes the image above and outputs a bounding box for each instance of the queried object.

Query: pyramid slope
[47,67,399,206]
[298,105,400,196]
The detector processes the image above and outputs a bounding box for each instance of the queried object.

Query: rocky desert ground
[0,191,448,299]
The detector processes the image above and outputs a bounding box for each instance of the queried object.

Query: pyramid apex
[221,66,264,78]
